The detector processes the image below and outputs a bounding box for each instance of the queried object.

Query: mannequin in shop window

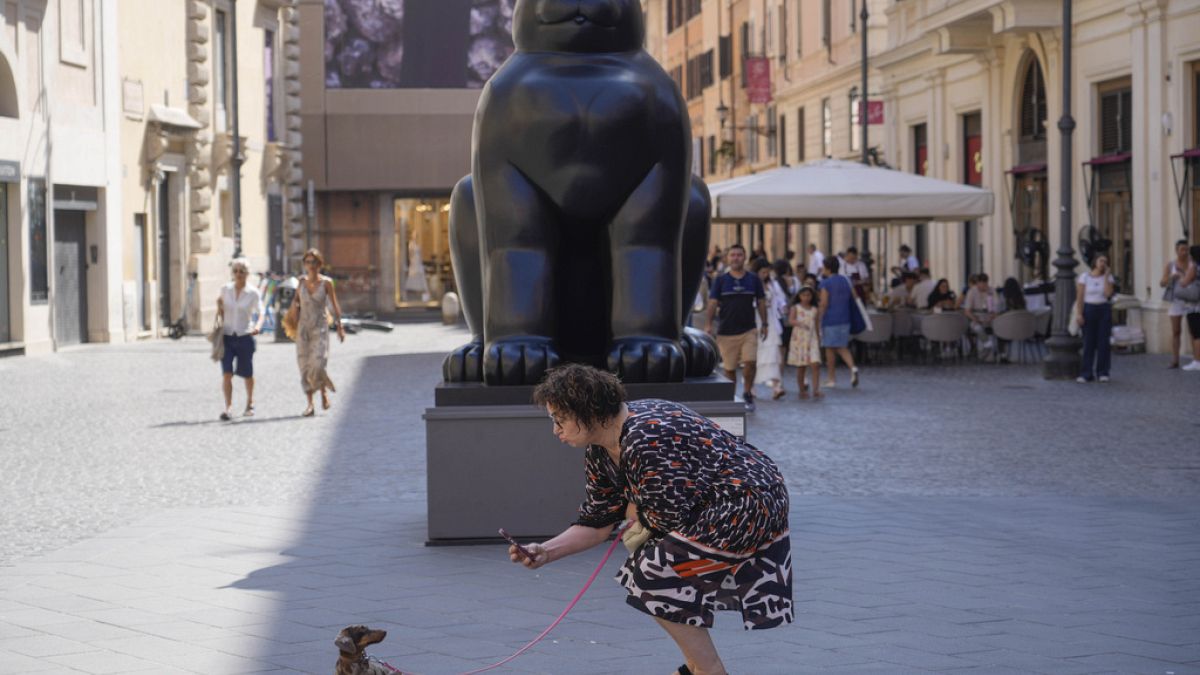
[405,232,431,302]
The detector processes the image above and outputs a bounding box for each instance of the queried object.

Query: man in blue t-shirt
[705,244,767,411]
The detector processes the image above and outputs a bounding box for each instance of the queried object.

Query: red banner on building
[745,57,772,104]
[866,100,884,125]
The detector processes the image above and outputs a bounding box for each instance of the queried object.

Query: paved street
[1,326,1198,674]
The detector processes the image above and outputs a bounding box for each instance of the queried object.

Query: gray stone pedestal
[424,378,745,544]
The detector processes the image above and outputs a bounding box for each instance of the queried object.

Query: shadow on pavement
[150,414,307,428]
[227,351,498,673]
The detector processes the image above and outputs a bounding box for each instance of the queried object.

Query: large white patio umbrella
[706,159,994,223]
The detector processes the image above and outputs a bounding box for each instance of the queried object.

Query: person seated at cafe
[963,273,999,355]
[910,268,935,309]
[885,272,916,307]
[927,279,957,311]
[1000,277,1026,312]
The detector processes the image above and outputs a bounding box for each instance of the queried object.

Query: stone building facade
[0,0,122,354]
[0,0,306,355]
[642,0,1200,354]
[118,0,307,337]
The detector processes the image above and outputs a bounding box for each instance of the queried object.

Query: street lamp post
[860,0,869,166]
[1043,0,1082,379]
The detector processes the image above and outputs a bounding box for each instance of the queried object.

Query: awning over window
[1169,147,1199,240]
[1083,152,1131,166]
[147,104,202,130]
[1006,163,1047,176]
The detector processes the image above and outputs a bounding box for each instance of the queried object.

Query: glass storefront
[394,197,454,308]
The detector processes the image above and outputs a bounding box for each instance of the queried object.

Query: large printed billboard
[325,0,516,89]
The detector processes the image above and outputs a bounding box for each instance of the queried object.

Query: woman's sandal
[219,411,232,421]
[243,405,255,418]
[321,396,331,411]
[772,388,786,400]
[675,666,693,675]
[302,406,315,417]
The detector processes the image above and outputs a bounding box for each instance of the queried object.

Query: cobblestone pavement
[1,326,1198,673]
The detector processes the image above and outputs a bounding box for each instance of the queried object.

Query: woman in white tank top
[1075,255,1115,383]
[1161,240,1198,368]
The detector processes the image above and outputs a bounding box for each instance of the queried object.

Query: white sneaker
[1182,361,1200,371]
[1098,375,1110,383]
[823,380,836,389]
[1075,376,1090,384]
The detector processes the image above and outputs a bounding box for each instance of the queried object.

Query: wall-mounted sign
[745,57,772,104]
[0,160,19,183]
[123,79,145,119]
[866,100,884,125]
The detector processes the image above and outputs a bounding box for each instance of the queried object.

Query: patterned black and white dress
[575,399,793,630]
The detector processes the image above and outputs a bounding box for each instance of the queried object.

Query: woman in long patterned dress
[296,249,345,417]
[511,364,793,675]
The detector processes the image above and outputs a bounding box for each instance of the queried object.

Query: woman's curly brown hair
[532,364,626,430]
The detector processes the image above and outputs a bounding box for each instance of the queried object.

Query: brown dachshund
[334,625,413,675]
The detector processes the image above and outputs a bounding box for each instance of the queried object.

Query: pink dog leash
[378,521,632,675]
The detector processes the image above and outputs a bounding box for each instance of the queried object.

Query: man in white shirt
[806,243,825,277]
[839,247,870,299]
[216,259,265,421]
[909,268,936,309]
[899,245,920,273]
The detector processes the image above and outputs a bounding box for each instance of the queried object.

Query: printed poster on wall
[325,0,517,89]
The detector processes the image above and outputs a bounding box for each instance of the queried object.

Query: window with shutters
[796,0,803,56]
[822,98,832,157]
[1098,81,1132,155]
[822,0,832,48]
[700,50,714,90]
[766,7,775,56]
[670,66,684,95]
[740,22,750,86]
[778,3,788,63]
[1019,58,1048,142]
[780,113,787,164]
[849,87,860,152]
[747,115,760,164]
[797,106,806,162]
[686,57,699,100]
[708,135,717,175]
[719,36,732,79]
[768,107,778,158]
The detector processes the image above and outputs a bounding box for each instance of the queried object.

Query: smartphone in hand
[498,528,535,561]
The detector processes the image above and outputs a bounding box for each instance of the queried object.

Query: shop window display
[395,198,453,307]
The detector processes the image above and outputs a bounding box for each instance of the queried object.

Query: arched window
[0,53,17,118]
[1019,58,1046,142]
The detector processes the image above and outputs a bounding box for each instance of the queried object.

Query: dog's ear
[356,628,387,649]
[334,634,358,655]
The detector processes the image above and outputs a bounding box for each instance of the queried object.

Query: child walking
[787,287,823,399]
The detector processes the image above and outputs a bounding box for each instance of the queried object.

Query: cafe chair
[991,310,1039,364]
[919,312,968,363]
[853,312,893,364]
[889,309,917,361]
